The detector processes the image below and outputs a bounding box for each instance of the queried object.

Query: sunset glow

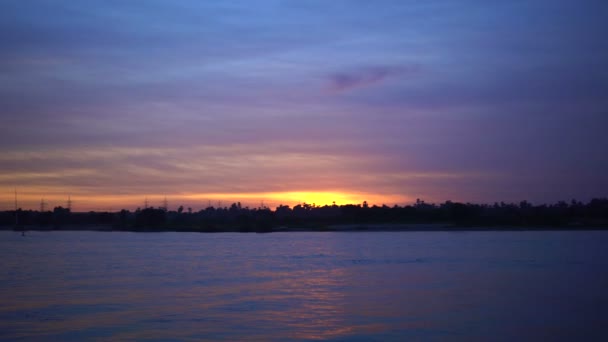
[1,1,606,211]
[2,189,408,212]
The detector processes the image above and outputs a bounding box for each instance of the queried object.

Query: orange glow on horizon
[1,187,410,212]
[185,191,407,207]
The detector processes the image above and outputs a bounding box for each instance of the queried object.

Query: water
[1,230,607,341]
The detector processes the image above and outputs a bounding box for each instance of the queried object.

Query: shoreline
[2,223,607,233]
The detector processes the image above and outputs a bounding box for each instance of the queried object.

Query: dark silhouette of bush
[135,208,166,230]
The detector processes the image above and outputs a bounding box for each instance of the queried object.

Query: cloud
[0,141,479,210]
[1,1,607,209]
[327,66,413,93]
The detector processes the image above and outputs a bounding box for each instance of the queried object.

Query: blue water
[1,231,607,341]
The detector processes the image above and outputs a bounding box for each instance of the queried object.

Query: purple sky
[1,1,607,210]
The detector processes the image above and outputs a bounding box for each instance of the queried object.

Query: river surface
[1,230,607,341]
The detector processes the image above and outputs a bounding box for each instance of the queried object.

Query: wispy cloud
[327,66,415,93]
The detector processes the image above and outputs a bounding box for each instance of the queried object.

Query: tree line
[1,198,607,232]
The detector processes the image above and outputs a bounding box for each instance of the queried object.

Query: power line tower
[162,196,168,212]
[67,195,72,212]
[40,198,46,212]
[14,188,18,226]
[144,197,149,209]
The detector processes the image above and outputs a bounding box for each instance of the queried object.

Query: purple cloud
[327,66,415,93]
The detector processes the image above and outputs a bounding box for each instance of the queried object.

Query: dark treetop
[2,198,607,232]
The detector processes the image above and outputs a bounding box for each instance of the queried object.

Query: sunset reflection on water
[1,231,607,341]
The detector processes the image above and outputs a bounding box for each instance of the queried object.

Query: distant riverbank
[3,199,607,232]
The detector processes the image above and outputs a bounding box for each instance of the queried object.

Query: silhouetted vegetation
[1,198,607,232]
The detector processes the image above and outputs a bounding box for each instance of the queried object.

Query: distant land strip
[2,198,607,232]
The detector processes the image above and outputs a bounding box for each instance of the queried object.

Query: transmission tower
[40,198,46,212]
[162,196,168,211]
[67,195,72,212]
[14,188,19,227]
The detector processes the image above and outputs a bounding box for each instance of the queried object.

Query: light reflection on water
[1,231,607,341]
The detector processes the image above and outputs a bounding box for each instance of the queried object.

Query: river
[1,230,607,341]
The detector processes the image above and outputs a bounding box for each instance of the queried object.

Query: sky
[1,0,607,211]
